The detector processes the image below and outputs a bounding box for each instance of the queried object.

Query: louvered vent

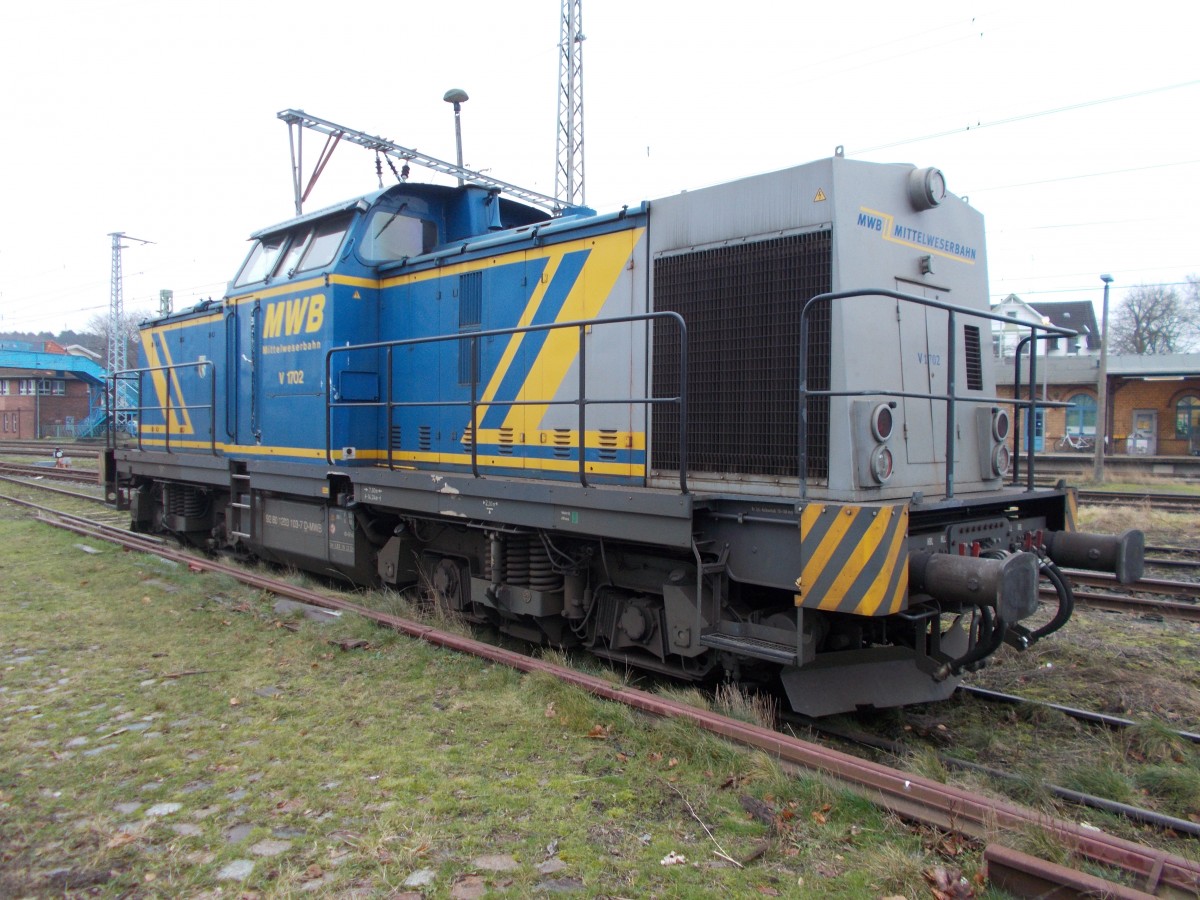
[651,231,833,479]
[964,324,983,391]
[598,429,618,462]
[498,426,515,455]
[552,428,571,459]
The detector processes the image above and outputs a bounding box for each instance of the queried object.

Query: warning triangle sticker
[813,189,827,202]
[352,290,362,299]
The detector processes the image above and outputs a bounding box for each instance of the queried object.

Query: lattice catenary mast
[108,231,153,422]
[555,0,586,208]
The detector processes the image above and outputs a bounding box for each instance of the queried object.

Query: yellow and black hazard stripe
[794,502,909,616]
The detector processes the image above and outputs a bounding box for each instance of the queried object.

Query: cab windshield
[232,213,353,287]
[232,234,286,287]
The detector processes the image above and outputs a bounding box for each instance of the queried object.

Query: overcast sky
[1,1,1196,336]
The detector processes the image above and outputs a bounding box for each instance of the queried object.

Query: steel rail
[0,494,167,547]
[0,445,99,459]
[984,844,1162,900]
[1072,589,1200,622]
[1146,545,1200,558]
[958,685,1200,744]
[10,502,1200,897]
[0,462,100,484]
[1039,583,1200,621]
[0,475,106,503]
[1143,558,1200,571]
[781,713,1200,836]
[1078,490,1200,512]
[1065,570,1200,600]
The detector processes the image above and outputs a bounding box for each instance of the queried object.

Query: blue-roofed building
[0,341,107,439]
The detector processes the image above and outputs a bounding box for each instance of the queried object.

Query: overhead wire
[848,79,1200,155]
[968,158,1200,194]
[991,280,1195,300]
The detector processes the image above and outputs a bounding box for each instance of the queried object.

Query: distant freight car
[105,150,1142,715]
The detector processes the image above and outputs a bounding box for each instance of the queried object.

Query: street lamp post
[1093,274,1114,483]
[443,89,469,186]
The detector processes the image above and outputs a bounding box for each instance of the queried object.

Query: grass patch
[1059,765,1136,805]
[1127,721,1192,765]
[1135,766,1200,811]
[1075,505,1199,543]
[0,508,1010,897]
[712,682,779,730]
[1093,478,1200,495]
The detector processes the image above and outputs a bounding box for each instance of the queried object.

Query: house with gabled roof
[991,296,1097,359]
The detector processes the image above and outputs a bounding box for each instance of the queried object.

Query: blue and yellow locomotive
[106,131,1142,715]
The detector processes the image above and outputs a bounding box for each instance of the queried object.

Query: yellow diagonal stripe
[472,251,564,427]
[822,507,896,611]
[502,229,643,432]
[798,505,855,604]
[852,506,908,616]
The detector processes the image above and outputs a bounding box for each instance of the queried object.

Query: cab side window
[360,208,437,261]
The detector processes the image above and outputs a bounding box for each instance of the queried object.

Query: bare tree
[1108,283,1200,355]
[85,310,152,368]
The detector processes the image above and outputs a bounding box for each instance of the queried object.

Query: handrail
[1010,332,1076,490]
[107,360,217,455]
[799,289,1076,501]
[325,311,689,492]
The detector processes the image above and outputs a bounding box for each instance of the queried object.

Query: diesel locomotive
[104,134,1143,715]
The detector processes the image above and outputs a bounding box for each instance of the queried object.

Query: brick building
[990,297,1200,457]
[997,351,1200,457]
[0,342,106,439]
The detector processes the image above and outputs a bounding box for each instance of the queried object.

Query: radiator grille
[651,231,833,478]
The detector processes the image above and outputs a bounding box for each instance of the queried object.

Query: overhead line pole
[555,0,586,208]
[108,232,153,427]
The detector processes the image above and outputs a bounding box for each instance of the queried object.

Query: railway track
[1077,489,1200,512]
[957,685,1200,744]
[1066,572,1199,599]
[1144,545,1200,575]
[784,709,1200,839]
[0,474,107,504]
[0,460,100,484]
[0,443,99,459]
[3,493,1198,898]
[1071,586,1200,622]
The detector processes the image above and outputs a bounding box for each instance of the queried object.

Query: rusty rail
[985,844,1160,900]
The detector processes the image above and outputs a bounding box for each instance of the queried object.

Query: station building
[992,297,1200,458]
